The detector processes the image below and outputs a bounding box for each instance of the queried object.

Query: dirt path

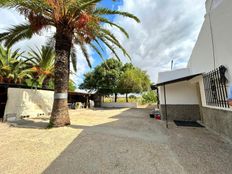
[0,108,232,174]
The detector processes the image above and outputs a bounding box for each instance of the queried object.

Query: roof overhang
[155,73,202,86]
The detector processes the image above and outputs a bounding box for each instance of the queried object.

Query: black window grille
[203,65,229,108]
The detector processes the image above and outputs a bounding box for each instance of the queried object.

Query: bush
[141,91,157,104]
[129,95,137,99]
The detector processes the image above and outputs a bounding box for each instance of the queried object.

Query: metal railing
[203,65,229,108]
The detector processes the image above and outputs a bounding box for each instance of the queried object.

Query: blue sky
[90,0,123,69]
[0,0,206,86]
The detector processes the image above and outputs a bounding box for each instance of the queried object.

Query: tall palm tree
[0,45,31,84]
[0,0,140,127]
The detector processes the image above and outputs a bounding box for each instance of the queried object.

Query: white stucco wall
[188,0,232,86]
[4,88,54,120]
[159,81,200,105]
[101,102,138,108]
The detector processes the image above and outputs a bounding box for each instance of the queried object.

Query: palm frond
[97,17,129,38]
[70,47,77,72]
[79,0,101,10]
[0,23,34,48]
[94,8,140,23]
[99,37,120,61]
[79,43,92,68]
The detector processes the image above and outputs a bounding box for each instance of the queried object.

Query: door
[0,86,7,121]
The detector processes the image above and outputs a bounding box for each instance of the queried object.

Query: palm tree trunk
[50,29,72,127]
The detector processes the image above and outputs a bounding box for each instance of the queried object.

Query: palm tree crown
[0,0,140,65]
[0,45,32,84]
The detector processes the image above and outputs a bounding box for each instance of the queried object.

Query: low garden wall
[201,106,232,141]
[4,88,54,121]
[101,102,138,108]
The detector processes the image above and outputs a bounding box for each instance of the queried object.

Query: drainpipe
[163,85,168,128]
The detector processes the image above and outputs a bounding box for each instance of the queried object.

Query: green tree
[0,45,32,84]
[79,71,96,91]
[0,0,140,127]
[80,58,123,102]
[68,80,76,92]
[141,91,157,104]
[118,67,151,102]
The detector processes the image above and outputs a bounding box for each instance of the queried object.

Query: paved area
[0,108,232,174]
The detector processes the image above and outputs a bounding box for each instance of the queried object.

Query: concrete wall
[160,104,200,121]
[201,106,232,141]
[188,0,232,86]
[101,102,138,108]
[4,88,54,120]
[159,81,200,105]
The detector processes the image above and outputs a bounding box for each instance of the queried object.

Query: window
[203,65,229,108]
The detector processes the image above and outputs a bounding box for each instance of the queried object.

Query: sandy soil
[0,108,232,174]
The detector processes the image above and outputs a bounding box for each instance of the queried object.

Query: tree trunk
[126,93,128,103]
[115,93,118,103]
[50,29,72,127]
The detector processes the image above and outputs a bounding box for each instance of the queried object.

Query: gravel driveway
[0,108,232,174]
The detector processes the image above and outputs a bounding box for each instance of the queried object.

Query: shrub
[129,95,137,99]
[141,91,157,104]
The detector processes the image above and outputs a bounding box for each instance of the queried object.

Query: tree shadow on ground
[8,119,49,129]
[42,108,163,174]
[42,107,232,174]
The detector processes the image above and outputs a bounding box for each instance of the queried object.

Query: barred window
[203,65,229,108]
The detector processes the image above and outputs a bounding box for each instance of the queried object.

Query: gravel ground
[0,108,232,174]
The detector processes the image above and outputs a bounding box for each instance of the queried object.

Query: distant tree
[79,71,96,91]
[68,80,76,92]
[80,58,123,102]
[118,67,151,102]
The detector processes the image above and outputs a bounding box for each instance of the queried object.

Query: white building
[156,0,232,141]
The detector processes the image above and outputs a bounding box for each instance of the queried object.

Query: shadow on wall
[25,89,53,116]
[5,88,54,118]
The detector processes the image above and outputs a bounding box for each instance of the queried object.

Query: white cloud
[112,0,206,83]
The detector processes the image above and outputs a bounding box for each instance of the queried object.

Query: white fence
[101,102,138,108]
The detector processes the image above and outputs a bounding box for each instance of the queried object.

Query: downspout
[163,85,168,128]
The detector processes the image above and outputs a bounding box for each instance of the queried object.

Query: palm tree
[26,45,78,89]
[0,0,140,127]
[0,45,32,84]
[26,46,55,88]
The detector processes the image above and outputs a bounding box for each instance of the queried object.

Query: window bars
[203,65,229,108]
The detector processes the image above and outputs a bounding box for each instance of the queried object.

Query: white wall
[159,81,200,105]
[101,102,138,108]
[4,88,54,120]
[188,0,232,86]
